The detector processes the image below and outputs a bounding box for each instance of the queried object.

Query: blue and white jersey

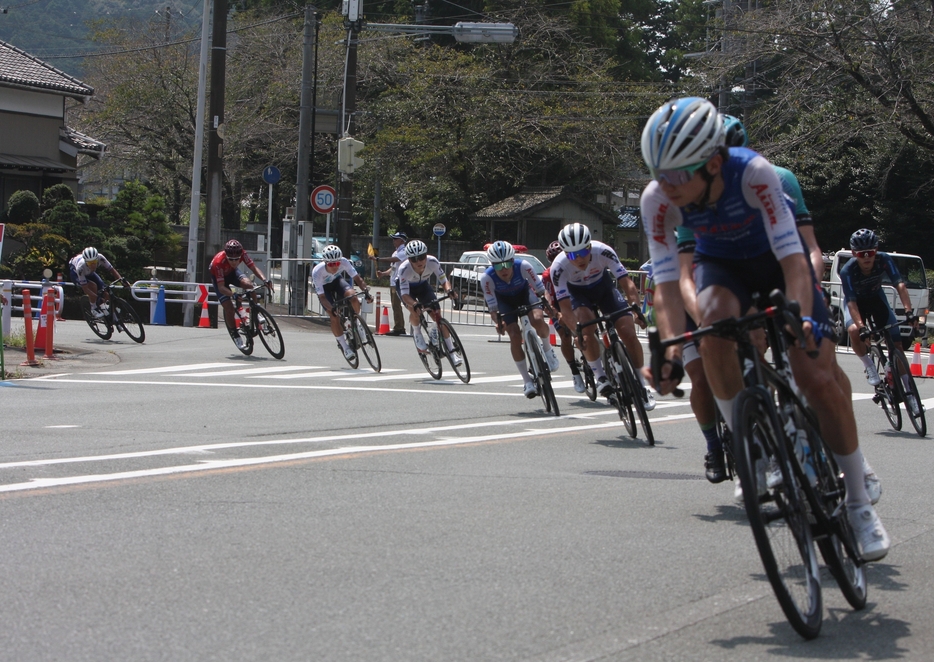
[68,253,114,284]
[640,147,804,285]
[311,258,358,295]
[550,240,628,301]
[396,256,448,296]
[479,258,543,311]
[840,253,904,303]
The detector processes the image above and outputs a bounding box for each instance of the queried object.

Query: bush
[5,190,39,223]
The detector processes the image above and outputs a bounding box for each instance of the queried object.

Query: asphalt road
[1,313,933,661]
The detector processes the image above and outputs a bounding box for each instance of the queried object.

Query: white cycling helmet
[404,239,428,259]
[641,97,724,174]
[557,223,591,253]
[322,245,343,261]
[82,246,99,262]
[486,241,515,264]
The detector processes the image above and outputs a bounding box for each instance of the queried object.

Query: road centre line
[0,413,699,493]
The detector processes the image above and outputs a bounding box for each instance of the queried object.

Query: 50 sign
[310,185,336,215]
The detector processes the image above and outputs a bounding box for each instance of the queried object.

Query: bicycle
[578,314,654,446]
[412,292,470,383]
[866,318,926,436]
[578,352,597,401]
[80,279,145,344]
[649,290,867,640]
[229,285,285,359]
[333,292,381,372]
[509,302,559,416]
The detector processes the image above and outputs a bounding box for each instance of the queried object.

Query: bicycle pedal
[872,394,882,404]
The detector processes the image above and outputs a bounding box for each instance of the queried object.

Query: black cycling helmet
[224,239,244,258]
[545,241,562,263]
[849,228,879,251]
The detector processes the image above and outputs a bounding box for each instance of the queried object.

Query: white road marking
[44,425,81,429]
[92,363,232,375]
[166,366,323,377]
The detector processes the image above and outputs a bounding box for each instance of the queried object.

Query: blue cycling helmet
[850,229,879,251]
[641,97,724,174]
[722,114,748,148]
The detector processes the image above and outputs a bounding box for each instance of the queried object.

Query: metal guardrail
[1,280,66,337]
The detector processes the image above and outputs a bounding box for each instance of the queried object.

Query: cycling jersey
[312,258,358,296]
[840,253,904,303]
[209,251,256,281]
[775,166,812,226]
[479,258,543,312]
[396,256,448,297]
[550,241,628,301]
[642,147,804,285]
[68,253,114,285]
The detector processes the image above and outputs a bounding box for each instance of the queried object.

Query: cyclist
[396,239,462,366]
[209,239,273,350]
[312,245,373,361]
[543,240,586,393]
[641,96,888,561]
[842,229,919,406]
[480,240,560,398]
[68,247,126,317]
[550,223,654,411]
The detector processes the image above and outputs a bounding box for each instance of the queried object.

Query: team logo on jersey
[652,203,670,248]
[750,183,779,226]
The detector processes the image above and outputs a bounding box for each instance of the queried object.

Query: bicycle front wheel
[733,387,822,640]
[614,342,654,446]
[580,357,597,401]
[253,305,285,359]
[604,351,636,437]
[871,345,901,430]
[81,296,113,340]
[417,320,442,379]
[438,319,470,383]
[529,339,559,416]
[112,297,145,343]
[341,315,359,368]
[893,350,926,436]
[353,314,381,372]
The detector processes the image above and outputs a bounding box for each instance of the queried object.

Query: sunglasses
[412,255,427,263]
[854,250,877,259]
[654,161,707,186]
[326,261,341,268]
[493,260,514,271]
[565,247,591,261]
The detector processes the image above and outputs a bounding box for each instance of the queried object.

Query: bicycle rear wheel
[438,319,470,383]
[112,296,145,343]
[80,296,113,340]
[615,342,654,446]
[580,357,597,401]
[604,351,636,437]
[529,339,559,416]
[353,313,381,372]
[871,345,901,430]
[733,387,822,640]
[253,305,285,359]
[892,350,926,436]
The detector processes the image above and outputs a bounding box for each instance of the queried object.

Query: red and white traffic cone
[911,342,922,376]
[377,305,391,335]
[548,318,557,346]
[924,347,934,378]
[198,300,211,328]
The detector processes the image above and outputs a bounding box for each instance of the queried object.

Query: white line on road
[92,363,232,375]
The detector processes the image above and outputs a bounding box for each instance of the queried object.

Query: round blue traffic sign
[433,223,446,237]
[262,166,281,185]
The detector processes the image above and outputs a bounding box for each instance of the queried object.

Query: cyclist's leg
[86,272,105,307]
[685,334,725,481]
[212,274,237,335]
[573,302,605,380]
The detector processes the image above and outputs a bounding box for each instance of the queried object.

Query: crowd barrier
[1,280,66,338]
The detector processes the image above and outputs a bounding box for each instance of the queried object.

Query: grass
[2,326,27,349]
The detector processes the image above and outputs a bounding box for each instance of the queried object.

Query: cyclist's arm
[352,274,370,296]
[797,224,825,282]
[617,274,641,309]
[895,282,914,317]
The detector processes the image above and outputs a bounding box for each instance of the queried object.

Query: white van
[824,249,929,343]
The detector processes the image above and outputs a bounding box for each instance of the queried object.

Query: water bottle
[794,428,818,487]
[429,327,439,346]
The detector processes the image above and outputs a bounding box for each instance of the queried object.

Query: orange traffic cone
[377,305,390,335]
[548,318,557,346]
[910,342,922,376]
[924,346,934,378]
[34,289,50,348]
[198,300,211,328]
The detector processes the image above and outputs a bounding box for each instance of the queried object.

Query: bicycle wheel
[352,313,382,372]
[416,319,442,379]
[112,296,145,343]
[871,345,901,430]
[80,296,113,340]
[438,319,470,383]
[253,305,285,359]
[614,342,654,446]
[340,313,359,369]
[893,350,926,436]
[580,358,597,401]
[733,387,822,640]
[604,351,636,437]
[528,338,559,416]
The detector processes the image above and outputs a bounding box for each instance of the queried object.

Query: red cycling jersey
[209,250,255,281]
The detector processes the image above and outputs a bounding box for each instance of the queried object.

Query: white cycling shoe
[865,364,882,387]
[545,347,560,372]
[414,334,428,352]
[848,504,891,562]
[523,381,538,399]
[643,389,656,412]
[572,373,586,393]
[450,352,463,367]
[342,345,356,361]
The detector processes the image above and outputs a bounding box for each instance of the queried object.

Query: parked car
[825,249,929,345]
[448,250,547,309]
[311,236,364,271]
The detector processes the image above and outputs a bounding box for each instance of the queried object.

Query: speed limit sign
[310,185,337,214]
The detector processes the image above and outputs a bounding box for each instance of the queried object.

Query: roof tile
[0,39,94,99]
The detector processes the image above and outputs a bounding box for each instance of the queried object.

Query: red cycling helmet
[224,239,244,258]
[545,241,562,262]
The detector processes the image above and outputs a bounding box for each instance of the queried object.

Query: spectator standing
[373,231,408,335]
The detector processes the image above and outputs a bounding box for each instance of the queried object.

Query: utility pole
[204,0,228,283]
[336,20,360,259]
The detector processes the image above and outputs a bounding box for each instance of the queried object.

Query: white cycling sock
[835,448,872,508]
[859,354,874,370]
[336,334,349,350]
[588,359,605,380]
[516,359,532,383]
[445,337,455,352]
[714,396,736,432]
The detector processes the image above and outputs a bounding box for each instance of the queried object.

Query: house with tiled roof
[0,39,105,211]
[470,186,643,261]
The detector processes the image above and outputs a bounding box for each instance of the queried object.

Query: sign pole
[432,223,446,260]
[266,182,273,269]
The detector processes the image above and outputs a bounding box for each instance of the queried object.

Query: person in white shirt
[373,231,408,335]
[312,245,373,361]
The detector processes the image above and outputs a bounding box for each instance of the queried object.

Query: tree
[4,190,40,224]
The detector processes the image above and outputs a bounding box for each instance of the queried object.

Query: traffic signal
[337,136,364,174]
